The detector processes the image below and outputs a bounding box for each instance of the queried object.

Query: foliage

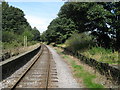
[58,2,113,48]
[42,17,78,44]
[58,2,92,32]
[2,2,29,33]
[40,31,47,42]
[41,2,120,50]
[2,31,16,42]
[22,30,34,41]
[110,2,120,50]
[32,27,40,41]
[2,2,40,49]
[3,41,22,50]
[65,33,94,52]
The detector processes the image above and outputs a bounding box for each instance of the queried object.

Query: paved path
[47,46,81,88]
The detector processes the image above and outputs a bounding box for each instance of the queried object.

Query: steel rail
[44,45,51,89]
[10,44,44,90]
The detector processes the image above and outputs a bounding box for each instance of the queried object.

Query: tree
[58,2,94,33]
[2,31,16,42]
[2,2,40,47]
[58,2,114,48]
[32,27,40,41]
[2,2,29,34]
[110,2,120,50]
[87,3,112,48]
[41,2,120,50]
[44,17,78,44]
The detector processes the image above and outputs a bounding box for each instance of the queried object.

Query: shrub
[2,31,16,42]
[65,32,94,52]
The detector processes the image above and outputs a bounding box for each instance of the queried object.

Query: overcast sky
[8,1,64,33]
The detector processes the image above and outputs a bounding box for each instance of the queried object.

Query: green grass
[57,43,66,48]
[81,47,118,64]
[72,61,104,89]
[56,48,104,88]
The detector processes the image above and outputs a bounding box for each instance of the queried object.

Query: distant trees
[41,17,78,44]
[48,17,78,44]
[32,27,41,41]
[42,2,120,50]
[2,2,40,46]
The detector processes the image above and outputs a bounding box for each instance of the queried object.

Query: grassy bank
[55,47,104,89]
[81,47,118,65]
[57,43,118,65]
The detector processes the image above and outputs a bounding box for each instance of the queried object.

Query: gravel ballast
[47,46,81,88]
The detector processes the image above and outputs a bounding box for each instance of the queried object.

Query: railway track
[7,44,58,89]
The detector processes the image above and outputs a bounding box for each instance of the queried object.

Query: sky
[8,1,64,33]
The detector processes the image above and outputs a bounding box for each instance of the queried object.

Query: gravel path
[47,46,81,88]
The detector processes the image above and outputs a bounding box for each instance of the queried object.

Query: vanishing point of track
[10,44,58,89]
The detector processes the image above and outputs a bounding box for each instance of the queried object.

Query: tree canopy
[41,2,120,50]
[2,2,40,44]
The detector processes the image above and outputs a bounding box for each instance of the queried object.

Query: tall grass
[82,47,118,64]
[88,47,112,55]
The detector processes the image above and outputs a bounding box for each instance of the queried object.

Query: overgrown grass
[81,47,118,64]
[55,47,104,88]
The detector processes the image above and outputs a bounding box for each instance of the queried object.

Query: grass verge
[55,47,104,89]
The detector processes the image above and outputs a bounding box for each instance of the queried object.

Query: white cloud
[25,15,54,33]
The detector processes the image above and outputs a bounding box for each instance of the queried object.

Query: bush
[65,32,94,52]
[2,31,16,42]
